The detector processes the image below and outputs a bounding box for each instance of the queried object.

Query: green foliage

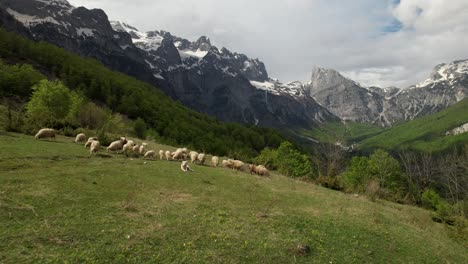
[342,150,405,201]
[254,147,278,169]
[421,189,441,211]
[0,28,286,158]
[0,59,44,97]
[255,142,313,178]
[133,117,147,139]
[342,156,371,192]
[25,80,83,128]
[276,142,313,177]
[368,149,405,194]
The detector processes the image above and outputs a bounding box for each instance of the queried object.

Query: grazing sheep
[255,165,269,176]
[120,137,128,144]
[190,151,199,163]
[139,143,147,156]
[90,140,100,155]
[159,150,164,160]
[222,159,234,168]
[197,153,206,165]
[182,148,189,154]
[248,164,256,174]
[35,128,56,140]
[106,138,126,153]
[211,156,219,167]
[123,141,135,153]
[75,133,86,143]
[132,144,140,152]
[85,137,97,148]
[180,161,193,172]
[165,150,172,161]
[143,150,156,160]
[172,148,185,161]
[232,160,245,171]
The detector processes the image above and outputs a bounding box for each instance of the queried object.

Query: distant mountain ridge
[0,0,467,130]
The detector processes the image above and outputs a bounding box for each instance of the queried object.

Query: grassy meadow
[0,133,467,263]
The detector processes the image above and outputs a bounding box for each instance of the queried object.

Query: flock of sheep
[34,128,269,176]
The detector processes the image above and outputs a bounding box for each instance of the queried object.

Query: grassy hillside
[296,121,384,145]
[359,98,468,153]
[0,133,466,263]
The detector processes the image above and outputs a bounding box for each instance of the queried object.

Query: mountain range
[0,0,467,133]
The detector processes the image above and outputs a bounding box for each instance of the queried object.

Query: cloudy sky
[68,0,468,88]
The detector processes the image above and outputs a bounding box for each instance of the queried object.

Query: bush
[133,117,147,139]
[276,142,313,177]
[254,147,278,169]
[342,156,371,192]
[421,189,441,211]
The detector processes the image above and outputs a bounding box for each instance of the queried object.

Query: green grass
[359,99,468,153]
[296,121,384,145]
[0,133,466,263]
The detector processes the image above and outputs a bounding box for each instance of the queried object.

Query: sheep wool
[35,128,56,140]
[211,156,219,167]
[75,133,86,143]
[90,140,100,155]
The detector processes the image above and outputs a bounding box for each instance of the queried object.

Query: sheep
[232,160,245,171]
[249,164,269,176]
[172,148,185,161]
[211,156,219,167]
[159,150,164,160]
[75,133,86,143]
[123,140,135,154]
[139,143,147,156]
[143,150,156,160]
[255,165,269,176]
[190,151,199,163]
[90,140,100,155]
[197,153,206,165]
[180,161,193,172]
[106,138,126,153]
[222,159,234,168]
[84,137,97,148]
[35,128,56,140]
[165,150,172,161]
[182,147,189,154]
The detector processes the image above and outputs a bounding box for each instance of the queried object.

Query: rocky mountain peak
[193,35,211,51]
[308,66,356,94]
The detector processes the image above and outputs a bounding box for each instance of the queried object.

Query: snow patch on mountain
[6,8,62,28]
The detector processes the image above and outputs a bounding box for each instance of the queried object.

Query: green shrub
[254,147,278,169]
[133,117,147,139]
[342,156,371,192]
[276,142,313,178]
[421,189,441,211]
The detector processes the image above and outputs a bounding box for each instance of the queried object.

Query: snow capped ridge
[250,79,307,97]
[414,59,468,88]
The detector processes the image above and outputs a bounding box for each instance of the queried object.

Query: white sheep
[222,159,234,168]
[123,140,135,153]
[85,137,97,148]
[165,150,172,161]
[75,133,86,143]
[143,150,156,160]
[211,156,219,167]
[190,151,199,163]
[139,143,147,155]
[132,144,140,156]
[90,140,100,155]
[197,153,206,165]
[35,128,56,140]
[159,150,164,160]
[180,161,193,172]
[232,160,245,171]
[172,148,185,161]
[106,138,126,153]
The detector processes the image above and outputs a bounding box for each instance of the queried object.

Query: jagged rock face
[303,62,468,126]
[304,67,386,125]
[0,0,173,95]
[0,0,336,130]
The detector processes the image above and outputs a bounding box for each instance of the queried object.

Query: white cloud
[68,0,468,88]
